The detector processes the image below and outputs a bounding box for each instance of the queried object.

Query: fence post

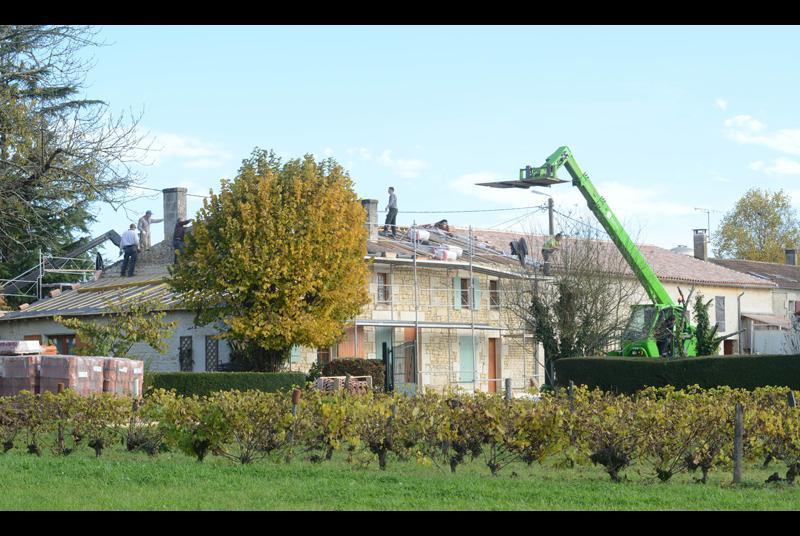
[788,390,797,409]
[504,378,512,401]
[733,402,743,484]
[568,380,575,413]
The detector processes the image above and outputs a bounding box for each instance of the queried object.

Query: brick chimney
[786,248,797,266]
[693,229,707,261]
[163,187,187,244]
[361,199,378,242]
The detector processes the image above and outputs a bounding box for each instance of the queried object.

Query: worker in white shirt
[137,210,163,250]
[119,224,140,277]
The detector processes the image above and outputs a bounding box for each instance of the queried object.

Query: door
[488,338,498,393]
[375,327,394,391]
[724,339,734,355]
[393,328,418,395]
[458,335,475,384]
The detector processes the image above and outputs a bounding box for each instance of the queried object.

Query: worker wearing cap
[137,210,163,250]
[119,224,140,277]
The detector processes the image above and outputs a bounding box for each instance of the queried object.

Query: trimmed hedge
[554,354,800,394]
[146,372,307,396]
[322,359,386,392]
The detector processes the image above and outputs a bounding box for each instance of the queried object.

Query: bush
[321,359,385,392]
[553,354,800,394]
[145,372,306,396]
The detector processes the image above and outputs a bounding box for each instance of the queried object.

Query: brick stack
[0,355,41,396]
[0,340,144,398]
[102,358,144,397]
[40,355,105,396]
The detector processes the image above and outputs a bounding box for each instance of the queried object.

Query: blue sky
[84,25,800,259]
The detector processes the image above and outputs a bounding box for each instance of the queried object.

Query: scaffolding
[348,220,546,395]
[0,251,97,300]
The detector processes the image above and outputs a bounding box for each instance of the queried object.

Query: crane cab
[611,304,697,358]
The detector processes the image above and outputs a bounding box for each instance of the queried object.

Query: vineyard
[1,385,799,486]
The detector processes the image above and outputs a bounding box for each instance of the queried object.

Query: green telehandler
[479,146,697,357]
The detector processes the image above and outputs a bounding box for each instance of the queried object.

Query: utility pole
[548,197,554,236]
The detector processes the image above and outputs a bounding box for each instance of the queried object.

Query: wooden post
[344,374,351,392]
[733,402,743,484]
[56,383,64,394]
[568,380,575,413]
[504,378,512,401]
[291,388,302,417]
[788,390,797,409]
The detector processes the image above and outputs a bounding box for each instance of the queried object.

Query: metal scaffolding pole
[413,220,420,389]
[469,225,476,392]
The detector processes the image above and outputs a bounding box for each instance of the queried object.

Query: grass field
[1,447,798,510]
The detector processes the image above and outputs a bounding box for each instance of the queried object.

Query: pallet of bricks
[314,375,373,394]
[0,340,143,397]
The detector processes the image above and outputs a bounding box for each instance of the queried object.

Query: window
[377,272,391,303]
[205,336,219,371]
[715,296,726,332]
[790,300,800,317]
[46,334,75,354]
[179,336,193,372]
[317,347,331,365]
[460,278,471,308]
[490,280,500,309]
[290,345,301,364]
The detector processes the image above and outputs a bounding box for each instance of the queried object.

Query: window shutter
[453,277,461,309]
[290,345,301,364]
[472,277,481,310]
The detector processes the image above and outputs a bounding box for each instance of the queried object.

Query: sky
[80,25,800,260]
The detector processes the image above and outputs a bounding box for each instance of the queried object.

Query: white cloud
[149,132,232,169]
[750,157,800,176]
[347,147,372,160]
[724,115,800,156]
[377,150,428,178]
[715,98,728,110]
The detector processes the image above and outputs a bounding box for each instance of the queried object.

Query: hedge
[322,359,386,392]
[553,354,800,394]
[145,372,307,396]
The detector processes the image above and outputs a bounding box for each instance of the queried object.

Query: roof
[741,313,791,328]
[0,273,181,322]
[710,258,800,290]
[458,228,775,290]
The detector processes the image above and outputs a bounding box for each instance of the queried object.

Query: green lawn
[0,447,798,510]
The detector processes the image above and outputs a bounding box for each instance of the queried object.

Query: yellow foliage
[169,149,370,353]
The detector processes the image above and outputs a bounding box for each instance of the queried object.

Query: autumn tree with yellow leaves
[169,149,370,371]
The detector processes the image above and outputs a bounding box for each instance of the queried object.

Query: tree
[693,293,721,356]
[54,294,176,358]
[714,188,800,262]
[507,213,643,386]
[0,26,148,299]
[169,148,371,371]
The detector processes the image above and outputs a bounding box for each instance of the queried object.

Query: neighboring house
[710,250,800,354]
[469,228,776,355]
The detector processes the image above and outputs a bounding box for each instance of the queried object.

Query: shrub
[321,359,385,392]
[554,354,800,394]
[146,372,306,396]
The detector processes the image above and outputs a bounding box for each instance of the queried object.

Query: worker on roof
[173,218,193,263]
[119,223,139,277]
[541,232,563,271]
[383,186,398,239]
[137,210,164,250]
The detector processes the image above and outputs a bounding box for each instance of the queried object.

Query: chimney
[361,199,378,242]
[163,187,187,244]
[693,229,707,261]
[786,248,797,266]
